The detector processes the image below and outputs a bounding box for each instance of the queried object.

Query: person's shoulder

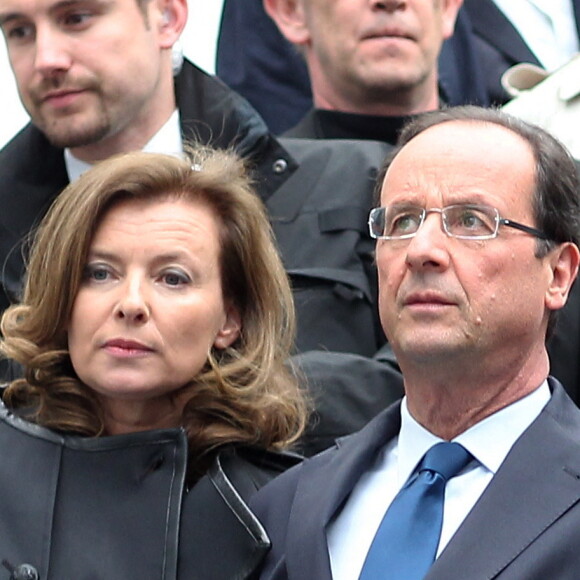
[214,446,304,504]
[250,443,341,509]
[0,123,44,164]
[283,111,317,138]
[235,446,303,477]
[279,135,392,181]
[0,122,65,188]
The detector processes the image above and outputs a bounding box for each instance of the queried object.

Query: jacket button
[272,158,288,174]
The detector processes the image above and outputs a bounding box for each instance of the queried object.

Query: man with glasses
[368,204,552,241]
[251,107,580,580]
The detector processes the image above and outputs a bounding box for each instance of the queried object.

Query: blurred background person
[0,0,224,147]
[217,0,488,135]
[259,0,487,141]
[0,145,306,578]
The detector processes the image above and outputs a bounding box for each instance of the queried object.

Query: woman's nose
[113,278,150,323]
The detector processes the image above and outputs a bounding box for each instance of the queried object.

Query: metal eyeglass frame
[368,204,550,241]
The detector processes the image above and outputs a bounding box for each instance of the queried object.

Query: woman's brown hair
[1,145,307,459]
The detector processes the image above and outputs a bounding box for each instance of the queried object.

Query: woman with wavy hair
[0,145,306,579]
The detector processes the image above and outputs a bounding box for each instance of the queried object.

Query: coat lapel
[464,0,541,66]
[427,382,580,579]
[574,0,580,36]
[284,402,403,580]
[179,451,270,580]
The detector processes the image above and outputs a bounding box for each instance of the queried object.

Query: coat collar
[174,59,297,202]
[179,448,274,579]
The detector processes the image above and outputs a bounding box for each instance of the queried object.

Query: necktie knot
[419,441,472,482]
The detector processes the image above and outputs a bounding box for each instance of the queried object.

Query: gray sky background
[0,0,224,148]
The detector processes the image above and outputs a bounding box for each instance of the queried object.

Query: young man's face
[0,0,179,155]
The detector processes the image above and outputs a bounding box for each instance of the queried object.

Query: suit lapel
[285,402,402,580]
[574,0,580,36]
[464,0,541,66]
[427,383,580,580]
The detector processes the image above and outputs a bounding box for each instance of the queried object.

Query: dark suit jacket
[464,0,580,105]
[252,378,580,579]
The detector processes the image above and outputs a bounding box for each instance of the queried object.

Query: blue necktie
[359,442,472,580]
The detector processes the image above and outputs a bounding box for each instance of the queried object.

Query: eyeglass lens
[370,205,499,239]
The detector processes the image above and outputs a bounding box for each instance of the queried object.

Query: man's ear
[264,0,310,46]
[545,242,580,312]
[154,0,188,49]
[441,0,463,40]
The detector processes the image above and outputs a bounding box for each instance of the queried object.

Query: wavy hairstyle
[1,145,306,458]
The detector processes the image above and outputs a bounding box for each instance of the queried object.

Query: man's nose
[404,213,451,271]
[34,25,72,76]
[371,0,406,12]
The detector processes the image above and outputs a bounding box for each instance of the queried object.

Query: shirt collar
[64,109,183,182]
[397,380,551,486]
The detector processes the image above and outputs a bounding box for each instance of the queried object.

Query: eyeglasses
[368,204,550,241]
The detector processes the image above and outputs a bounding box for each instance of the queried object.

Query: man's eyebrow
[0,14,24,27]
[0,0,104,24]
[51,0,99,8]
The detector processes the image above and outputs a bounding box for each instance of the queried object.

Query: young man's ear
[155,0,188,49]
[264,0,311,47]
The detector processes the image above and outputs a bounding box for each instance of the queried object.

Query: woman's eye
[162,271,190,286]
[83,265,110,282]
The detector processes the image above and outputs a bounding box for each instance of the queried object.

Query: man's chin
[358,67,429,97]
[395,333,471,364]
[35,118,110,150]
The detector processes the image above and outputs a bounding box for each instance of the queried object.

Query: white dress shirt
[492,0,579,70]
[64,109,183,182]
[327,381,551,580]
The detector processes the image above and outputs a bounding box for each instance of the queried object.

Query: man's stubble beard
[27,75,113,149]
[34,102,112,149]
